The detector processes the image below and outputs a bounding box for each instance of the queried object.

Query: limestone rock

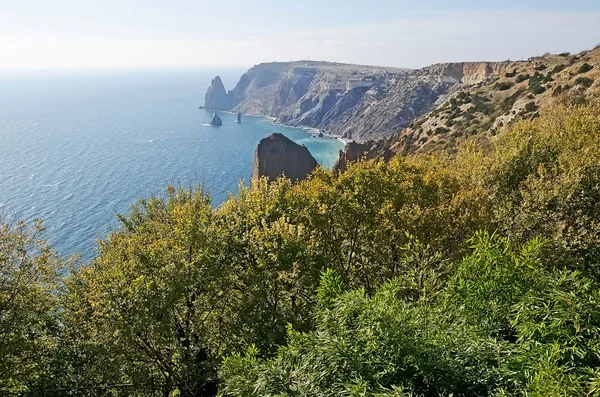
[333,141,370,172]
[252,133,318,182]
[204,76,231,111]
[209,113,222,126]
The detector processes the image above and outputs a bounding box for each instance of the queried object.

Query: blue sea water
[0,70,344,261]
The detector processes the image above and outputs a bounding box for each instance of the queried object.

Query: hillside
[385,47,600,155]
[9,104,600,396]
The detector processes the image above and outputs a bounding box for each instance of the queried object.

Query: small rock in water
[210,113,223,126]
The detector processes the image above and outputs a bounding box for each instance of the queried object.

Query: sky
[1,0,600,70]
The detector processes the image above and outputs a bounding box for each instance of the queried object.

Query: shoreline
[203,108,348,147]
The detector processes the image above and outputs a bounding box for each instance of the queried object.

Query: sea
[0,70,344,261]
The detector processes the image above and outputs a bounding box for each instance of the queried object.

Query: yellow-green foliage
[3,104,600,396]
[0,221,64,393]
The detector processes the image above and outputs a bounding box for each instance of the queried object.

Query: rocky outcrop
[204,76,231,110]
[252,133,318,182]
[333,142,370,172]
[209,113,222,126]
[428,62,514,84]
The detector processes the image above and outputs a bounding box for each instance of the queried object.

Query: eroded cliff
[205,60,515,142]
[252,133,318,182]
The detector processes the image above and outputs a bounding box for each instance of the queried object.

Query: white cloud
[1,11,599,70]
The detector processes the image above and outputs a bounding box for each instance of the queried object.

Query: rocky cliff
[204,76,231,111]
[333,142,370,172]
[205,60,525,143]
[207,47,600,151]
[252,133,318,182]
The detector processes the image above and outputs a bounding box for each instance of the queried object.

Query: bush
[578,63,594,74]
[9,103,600,395]
[524,101,537,113]
[575,76,594,88]
[221,234,600,397]
[551,64,566,74]
[495,81,514,91]
[529,72,546,95]
[0,221,64,393]
[516,73,530,83]
[552,85,564,96]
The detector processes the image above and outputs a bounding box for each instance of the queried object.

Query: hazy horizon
[2,1,600,71]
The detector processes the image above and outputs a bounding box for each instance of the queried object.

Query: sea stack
[236,112,242,123]
[252,133,318,182]
[204,76,232,110]
[210,113,223,126]
[333,141,369,172]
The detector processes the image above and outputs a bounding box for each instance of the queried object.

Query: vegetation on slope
[2,103,600,395]
[389,47,600,155]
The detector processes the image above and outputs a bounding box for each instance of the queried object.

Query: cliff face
[429,62,514,84]
[333,142,370,172]
[204,76,231,111]
[252,133,318,182]
[206,60,512,142]
[206,47,600,148]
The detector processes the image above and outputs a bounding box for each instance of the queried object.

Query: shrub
[550,64,566,74]
[575,76,594,88]
[528,72,546,94]
[524,101,537,113]
[495,81,514,91]
[578,63,594,74]
[221,235,600,397]
[516,73,530,83]
[552,85,564,96]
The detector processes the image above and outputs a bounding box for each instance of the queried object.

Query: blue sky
[1,0,600,69]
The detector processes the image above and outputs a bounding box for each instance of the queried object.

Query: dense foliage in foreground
[2,103,600,396]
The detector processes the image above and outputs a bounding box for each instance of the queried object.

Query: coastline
[204,108,348,148]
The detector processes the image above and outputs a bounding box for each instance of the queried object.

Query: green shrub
[529,72,546,94]
[495,81,514,91]
[221,234,600,397]
[575,76,594,88]
[578,63,594,74]
[524,101,537,113]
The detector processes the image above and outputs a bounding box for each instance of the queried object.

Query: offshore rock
[252,133,318,182]
[209,113,222,126]
[204,76,231,110]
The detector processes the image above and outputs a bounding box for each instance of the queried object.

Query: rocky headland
[207,46,600,167]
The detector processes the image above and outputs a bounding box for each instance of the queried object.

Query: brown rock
[252,133,318,182]
[333,141,369,172]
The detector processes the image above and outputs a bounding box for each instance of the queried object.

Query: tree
[0,220,63,393]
